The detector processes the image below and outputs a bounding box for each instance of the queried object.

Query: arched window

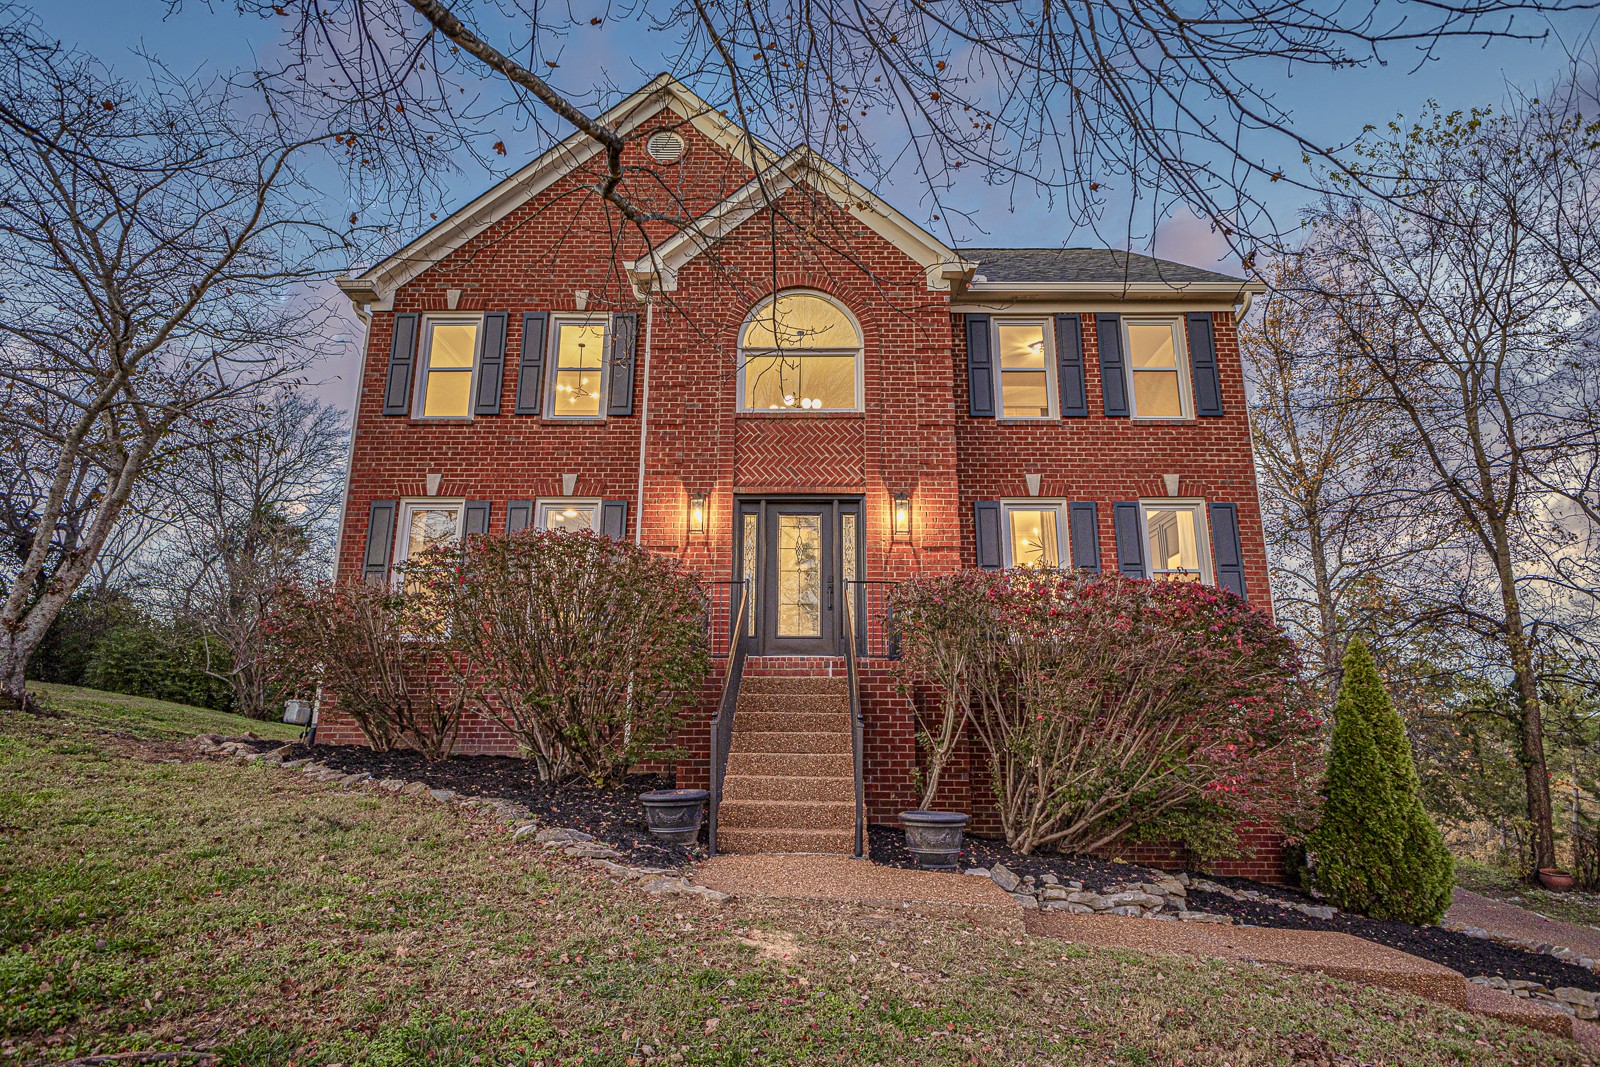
[739,292,862,411]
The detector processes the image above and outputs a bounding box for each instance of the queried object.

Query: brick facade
[325,80,1282,882]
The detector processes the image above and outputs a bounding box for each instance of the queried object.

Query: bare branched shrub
[266,580,465,759]
[405,531,708,785]
[894,571,1320,857]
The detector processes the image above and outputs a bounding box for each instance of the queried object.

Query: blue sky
[30,0,1600,404]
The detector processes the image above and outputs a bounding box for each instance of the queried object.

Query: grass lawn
[0,686,1587,1065]
[1456,858,1600,931]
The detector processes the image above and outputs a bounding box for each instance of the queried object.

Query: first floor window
[415,318,481,418]
[1142,503,1207,581]
[1003,503,1064,569]
[993,320,1054,419]
[394,500,464,589]
[537,499,600,533]
[548,316,609,418]
[1124,318,1189,419]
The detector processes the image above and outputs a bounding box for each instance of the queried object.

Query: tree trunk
[1504,605,1556,873]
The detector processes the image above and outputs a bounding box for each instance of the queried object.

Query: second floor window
[415,319,481,418]
[740,291,861,411]
[994,320,1055,419]
[1124,318,1190,419]
[547,316,609,418]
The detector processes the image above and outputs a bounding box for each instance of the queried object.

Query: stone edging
[1442,920,1600,974]
[197,739,729,905]
[971,862,1237,923]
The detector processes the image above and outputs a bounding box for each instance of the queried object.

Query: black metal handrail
[843,579,866,858]
[848,578,901,660]
[707,578,751,856]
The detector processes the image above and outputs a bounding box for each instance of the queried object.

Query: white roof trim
[339,75,782,309]
[962,279,1266,302]
[627,147,970,293]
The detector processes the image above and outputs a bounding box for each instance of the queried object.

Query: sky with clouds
[30,0,1600,407]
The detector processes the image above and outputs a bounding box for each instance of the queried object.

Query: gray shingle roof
[958,247,1245,285]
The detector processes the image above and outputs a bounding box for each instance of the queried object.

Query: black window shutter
[1068,502,1100,573]
[362,499,398,583]
[974,500,1002,569]
[1209,502,1248,603]
[1055,314,1088,417]
[1096,313,1130,417]
[966,314,995,418]
[382,314,420,416]
[1186,312,1224,417]
[474,312,509,416]
[463,501,491,538]
[506,500,533,534]
[606,312,639,417]
[600,499,629,540]
[514,312,550,415]
[1112,501,1146,576]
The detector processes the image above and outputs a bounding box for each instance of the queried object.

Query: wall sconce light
[688,491,707,536]
[892,492,912,539]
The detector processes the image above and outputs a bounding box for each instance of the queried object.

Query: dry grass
[0,686,1587,1065]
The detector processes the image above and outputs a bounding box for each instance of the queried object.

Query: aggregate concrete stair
[716,675,856,855]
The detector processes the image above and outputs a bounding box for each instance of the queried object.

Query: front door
[736,498,862,655]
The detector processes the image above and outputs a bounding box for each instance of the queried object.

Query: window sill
[540,417,609,426]
[1129,417,1198,426]
[735,410,865,418]
[993,417,1059,425]
[407,417,474,426]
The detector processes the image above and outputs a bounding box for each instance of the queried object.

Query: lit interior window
[397,503,463,593]
[540,502,597,534]
[550,320,607,417]
[741,293,860,410]
[1145,506,1203,580]
[996,322,1051,418]
[1125,320,1186,418]
[1006,507,1060,568]
[419,322,478,418]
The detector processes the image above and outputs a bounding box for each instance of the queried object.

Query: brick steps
[717,675,856,855]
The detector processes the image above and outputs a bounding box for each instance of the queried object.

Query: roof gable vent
[646,130,686,164]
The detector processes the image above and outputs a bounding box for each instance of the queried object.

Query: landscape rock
[535,827,596,845]
[1010,892,1039,910]
[988,863,1021,893]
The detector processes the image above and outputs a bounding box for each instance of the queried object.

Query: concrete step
[735,692,850,716]
[735,709,851,733]
[726,751,853,778]
[717,799,856,830]
[741,675,848,696]
[721,773,854,802]
[715,827,856,855]
[730,730,850,755]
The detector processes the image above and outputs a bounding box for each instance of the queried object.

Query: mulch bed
[871,824,1600,993]
[273,741,702,868]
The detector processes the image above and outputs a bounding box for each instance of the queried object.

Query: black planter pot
[640,789,709,844]
[899,810,969,869]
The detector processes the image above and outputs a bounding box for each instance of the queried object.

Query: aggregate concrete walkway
[695,854,1022,929]
[1448,887,1600,959]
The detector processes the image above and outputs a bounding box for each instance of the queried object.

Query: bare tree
[144,393,349,718]
[1304,99,1600,873]
[223,0,1589,264]
[1240,257,1438,690]
[0,10,350,706]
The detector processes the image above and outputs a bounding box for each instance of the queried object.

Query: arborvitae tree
[1309,638,1455,923]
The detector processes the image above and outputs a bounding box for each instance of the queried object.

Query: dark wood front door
[736,498,862,656]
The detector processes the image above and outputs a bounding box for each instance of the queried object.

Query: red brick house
[326,76,1274,872]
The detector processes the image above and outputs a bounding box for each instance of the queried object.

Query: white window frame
[1122,317,1192,420]
[991,318,1058,421]
[392,498,466,576]
[544,313,613,420]
[412,315,485,420]
[1000,500,1069,569]
[535,498,602,533]
[1139,499,1212,583]
[737,291,865,413]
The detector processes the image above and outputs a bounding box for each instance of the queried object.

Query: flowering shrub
[265,579,466,760]
[891,570,1321,857]
[405,529,708,785]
